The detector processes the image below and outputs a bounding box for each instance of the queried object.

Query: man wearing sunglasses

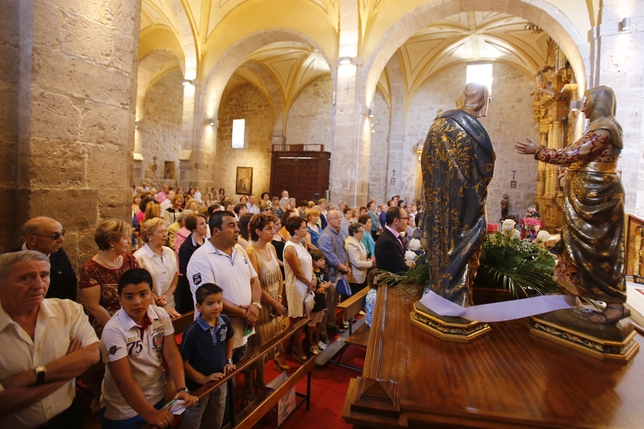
[11,216,77,302]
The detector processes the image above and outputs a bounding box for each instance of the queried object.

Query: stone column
[593,0,644,215]
[384,56,405,201]
[7,0,141,268]
[178,80,199,188]
[329,0,368,206]
[0,0,30,252]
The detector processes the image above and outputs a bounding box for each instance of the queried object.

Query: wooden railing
[142,318,314,429]
[626,214,644,283]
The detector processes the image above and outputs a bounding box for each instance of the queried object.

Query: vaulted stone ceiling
[138,1,553,111]
[397,12,552,98]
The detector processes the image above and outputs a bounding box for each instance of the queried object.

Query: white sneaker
[317,341,327,351]
[310,345,319,355]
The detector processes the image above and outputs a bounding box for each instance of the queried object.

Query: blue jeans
[100,399,164,429]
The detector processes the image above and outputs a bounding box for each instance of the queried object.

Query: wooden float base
[410,301,490,343]
[529,309,640,362]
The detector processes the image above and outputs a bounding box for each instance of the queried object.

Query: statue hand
[514,138,539,155]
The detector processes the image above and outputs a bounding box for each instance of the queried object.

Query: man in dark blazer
[375,207,415,273]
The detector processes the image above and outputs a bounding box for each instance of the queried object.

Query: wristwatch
[35,365,46,385]
[251,301,262,310]
[227,359,234,365]
[176,387,189,394]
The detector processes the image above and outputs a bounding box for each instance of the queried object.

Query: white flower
[512,229,520,238]
[405,250,416,262]
[502,219,516,231]
[536,230,551,242]
[409,238,421,251]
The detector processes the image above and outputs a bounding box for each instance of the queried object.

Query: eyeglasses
[356,230,364,234]
[398,216,409,221]
[32,230,65,240]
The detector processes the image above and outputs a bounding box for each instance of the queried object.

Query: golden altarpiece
[531,39,579,233]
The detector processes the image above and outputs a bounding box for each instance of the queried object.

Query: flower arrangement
[376,220,560,300]
[475,219,560,297]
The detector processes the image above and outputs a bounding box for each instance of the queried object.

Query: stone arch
[239,61,286,136]
[163,0,198,79]
[201,28,335,120]
[136,50,183,124]
[362,0,590,108]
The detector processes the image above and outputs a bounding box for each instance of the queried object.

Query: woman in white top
[345,222,375,295]
[134,218,180,317]
[283,217,315,362]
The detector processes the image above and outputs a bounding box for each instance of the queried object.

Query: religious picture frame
[236,166,253,195]
[510,180,517,188]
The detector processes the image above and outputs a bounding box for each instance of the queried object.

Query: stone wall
[285,74,334,147]
[407,62,539,223]
[216,83,273,201]
[138,69,183,189]
[595,0,644,215]
[12,0,140,269]
[0,0,27,252]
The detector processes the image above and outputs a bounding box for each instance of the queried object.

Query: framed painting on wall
[236,167,253,195]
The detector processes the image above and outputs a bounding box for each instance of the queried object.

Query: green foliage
[376,229,561,299]
[476,231,560,297]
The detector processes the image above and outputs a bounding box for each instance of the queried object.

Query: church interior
[1,0,642,269]
[3,1,644,428]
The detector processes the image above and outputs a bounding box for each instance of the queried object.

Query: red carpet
[250,345,366,429]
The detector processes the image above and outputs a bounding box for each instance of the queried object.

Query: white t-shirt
[0,299,98,428]
[99,305,174,420]
[134,244,178,309]
[187,241,257,348]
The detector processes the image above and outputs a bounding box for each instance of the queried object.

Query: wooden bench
[317,287,372,370]
[337,286,369,335]
[79,311,196,381]
[141,318,315,429]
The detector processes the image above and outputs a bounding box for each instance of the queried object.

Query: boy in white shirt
[99,268,197,429]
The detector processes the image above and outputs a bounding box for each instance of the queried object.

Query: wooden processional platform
[342,286,644,429]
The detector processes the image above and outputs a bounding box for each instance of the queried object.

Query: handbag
[337,278,352,299]
[304,291,315,315]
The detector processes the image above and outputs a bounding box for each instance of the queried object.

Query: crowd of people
[1,184,425,429]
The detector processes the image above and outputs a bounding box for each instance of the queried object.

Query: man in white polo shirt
[0,251,99,429]
[187,211,261,362]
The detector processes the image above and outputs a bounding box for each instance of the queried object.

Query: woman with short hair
[305,208,321,251]
[80,219,140,336]
[134,218,180,317]
[345,222,375,295]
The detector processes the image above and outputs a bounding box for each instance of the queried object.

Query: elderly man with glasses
[9,217,78,302]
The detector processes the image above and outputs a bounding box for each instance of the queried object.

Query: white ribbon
[419,290,576,323]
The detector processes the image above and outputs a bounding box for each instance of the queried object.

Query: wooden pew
[79,311,196,381]
[142,319,315,429]
[337,286,369,335]
[321,287,371,370]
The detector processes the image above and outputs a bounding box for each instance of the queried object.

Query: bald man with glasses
[10,216,78,301]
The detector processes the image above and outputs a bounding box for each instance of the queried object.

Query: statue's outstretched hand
[514,138,539,155]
